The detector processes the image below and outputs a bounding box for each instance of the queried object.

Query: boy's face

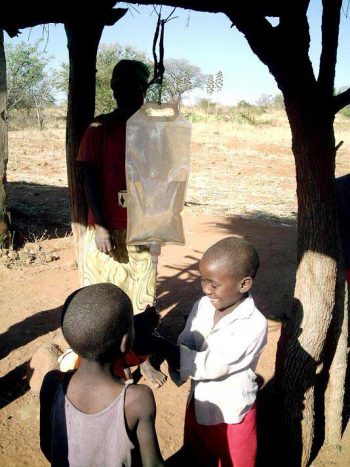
[199,258,249,312]
[114,80,146,116]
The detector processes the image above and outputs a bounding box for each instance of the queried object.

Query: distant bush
[8,107,66,131]
[186,112,207,123]
[340,106,350,119]
[237,100,252,108]
[197,98,215,113]
[236,112,257,126]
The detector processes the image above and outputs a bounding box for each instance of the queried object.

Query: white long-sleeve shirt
[178,294,267,425]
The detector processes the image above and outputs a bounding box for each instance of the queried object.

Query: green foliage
[256,93,274,106]
[58,44,149,114]
[206,74,214,96]
[197,98,215,112]
[95,44,149,114]
[59,45,205,111]
[215,70,223,93]
[186,112,206,123]
[340,106,350,118]
[152,58,206,104]
[237,100,252,108]
[273,93,285,109]
[5,40,57,127]
[236,111,257,126]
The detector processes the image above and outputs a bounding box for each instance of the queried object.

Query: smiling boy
[177,236,267,467]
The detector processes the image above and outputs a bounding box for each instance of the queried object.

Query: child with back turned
[40,283,163,467]
[176,236,268,467]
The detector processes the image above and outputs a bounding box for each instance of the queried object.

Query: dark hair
[203,236,260,279]
[61,283,133,362]
[110,59,150,91]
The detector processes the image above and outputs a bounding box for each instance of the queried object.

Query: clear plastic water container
[125,103,191,254]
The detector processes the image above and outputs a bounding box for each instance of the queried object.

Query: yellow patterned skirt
[83,227,156,315]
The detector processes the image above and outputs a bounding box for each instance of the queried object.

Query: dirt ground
[1,112,349,465]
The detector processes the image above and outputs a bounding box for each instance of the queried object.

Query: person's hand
[95,225,113,255]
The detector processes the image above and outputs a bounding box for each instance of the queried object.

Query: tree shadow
[214,215,297,321]
[156,254,202,341]
[156,213,297,346]
[0,306,62,360]
[0,306,62,409]
[0,361,29,410]
[7,181,71,242]
[256,299,316,466]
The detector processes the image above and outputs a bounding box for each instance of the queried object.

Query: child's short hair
[61,283,133,362]
[203,236,260,279]
[110,59,150,91]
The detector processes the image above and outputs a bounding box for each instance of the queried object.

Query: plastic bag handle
[141,102,179,121]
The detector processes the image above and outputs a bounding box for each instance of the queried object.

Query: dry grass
[6,108,350,228]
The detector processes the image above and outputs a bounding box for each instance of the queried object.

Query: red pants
[184,399,257,467]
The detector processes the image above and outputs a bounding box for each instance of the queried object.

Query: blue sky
[4,0,350,105]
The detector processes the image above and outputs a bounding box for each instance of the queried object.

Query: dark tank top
[50,376,134,467]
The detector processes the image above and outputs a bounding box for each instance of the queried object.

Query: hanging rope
[146,7,177,105]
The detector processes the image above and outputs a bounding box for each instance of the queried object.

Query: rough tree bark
[0,29,9,245]
[282,95,340,465]
[65,21,104,283]
[64,8,126,284]
[324,272,348,446]
[223,2,347,464]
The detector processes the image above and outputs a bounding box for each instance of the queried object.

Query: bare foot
[140,358,167,388]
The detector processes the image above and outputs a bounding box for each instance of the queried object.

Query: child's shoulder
[124,383,156,420]
[125,383,155,407]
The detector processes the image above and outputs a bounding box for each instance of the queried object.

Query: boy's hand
[151,332,180,371]
[95,225,113,255]
[132,306,160,355]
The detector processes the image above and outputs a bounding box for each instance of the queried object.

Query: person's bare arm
[83,162,113,255]
[125,385,164,467]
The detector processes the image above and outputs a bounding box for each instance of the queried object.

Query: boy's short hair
[61,283,133,362]
[110,59,150,91]
[203,236,260,279]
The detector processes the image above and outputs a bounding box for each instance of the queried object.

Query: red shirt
[77,115,127,230]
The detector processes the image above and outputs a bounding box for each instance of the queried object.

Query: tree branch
[225,3,316,96]
[0,0,285,37]
[333,87,350,113]
[124,1,284,16]
[318,0,342,97]
[1,2,127,37]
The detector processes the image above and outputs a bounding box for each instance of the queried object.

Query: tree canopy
[6,40,57,128]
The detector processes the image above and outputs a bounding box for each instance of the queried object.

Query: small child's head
[200,236,260,312]
[61,283,134,363]
[110,59,150,115]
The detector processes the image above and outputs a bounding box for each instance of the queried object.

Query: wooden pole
[0,29,9,246]
[65,21,104,284]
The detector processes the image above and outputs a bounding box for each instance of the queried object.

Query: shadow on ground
[157,212,297,345]
[0,306,62,409]
[7,181,71,241]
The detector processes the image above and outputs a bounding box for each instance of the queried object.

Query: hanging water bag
[125,103,191,246]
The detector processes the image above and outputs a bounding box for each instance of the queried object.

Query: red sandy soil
[1,116,350,465]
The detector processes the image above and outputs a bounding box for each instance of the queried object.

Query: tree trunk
[65,21,104,284]
[0,29,9,245]
[324,273,348,445]
[281,96,341,466]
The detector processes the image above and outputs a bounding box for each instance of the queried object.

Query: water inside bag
[126,103,191,246]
